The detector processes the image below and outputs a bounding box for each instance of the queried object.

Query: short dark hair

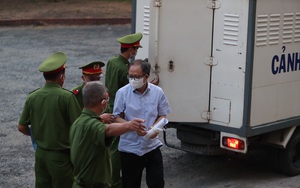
[129,59,151,75]
[120,47,130,53]
[83,81,106,108]
[43,68,65,81]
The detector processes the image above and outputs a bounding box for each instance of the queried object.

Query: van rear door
[148,0,214,123]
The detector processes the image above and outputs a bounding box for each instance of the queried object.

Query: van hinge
[206,0,221,10]
[201,111,211,120]
[154,0,162,7]
[204,56,218,66]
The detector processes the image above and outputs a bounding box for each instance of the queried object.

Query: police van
[132,0,300,176]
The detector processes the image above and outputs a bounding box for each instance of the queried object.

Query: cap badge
[93,64,100,70]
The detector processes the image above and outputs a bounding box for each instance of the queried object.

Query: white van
[133,0,300,176]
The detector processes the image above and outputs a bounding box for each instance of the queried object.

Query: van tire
[278,130,300,176]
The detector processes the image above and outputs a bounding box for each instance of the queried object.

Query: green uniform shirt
[19,82,81,151]
[70,109,113,186]
[105,55,129,113]
[71,83,84,109]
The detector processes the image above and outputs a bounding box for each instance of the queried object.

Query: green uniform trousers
[110,136,122,188]
[35,147,73,188]
[72,182,110,188]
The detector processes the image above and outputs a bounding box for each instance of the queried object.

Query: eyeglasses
[127,74,145,81]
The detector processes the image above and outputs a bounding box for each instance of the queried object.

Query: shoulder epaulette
[29,88,41,94]
[73,89,79,95]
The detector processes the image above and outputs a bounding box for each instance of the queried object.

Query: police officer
[105,32,143,188]
[72,61,105,108]
[18,52,82,188]
[70,81,147,188]
[71,61,114,123]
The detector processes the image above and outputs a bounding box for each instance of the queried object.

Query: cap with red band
[120,41,141,48]
[43,64,66,75]
[117,32,143,48]
[38,52,67,75]
[79,61,105,75]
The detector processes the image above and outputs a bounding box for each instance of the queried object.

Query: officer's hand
[100,113,114,123]
[129,118,147,136]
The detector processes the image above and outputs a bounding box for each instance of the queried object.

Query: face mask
[130,48,137,59]
[100,100,108,113]
[83,75,102,85]
[129,77,145,89]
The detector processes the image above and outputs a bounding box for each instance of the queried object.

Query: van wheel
[278,131,300,176]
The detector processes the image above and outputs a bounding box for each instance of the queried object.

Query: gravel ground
[0,24,132,187]
[1,25,300,188]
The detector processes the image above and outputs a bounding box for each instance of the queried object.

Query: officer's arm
[105,118,146,137]
[114,113,126,123]
[18,124,30,136]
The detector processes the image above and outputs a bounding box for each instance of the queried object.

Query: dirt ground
[0,0,131,20]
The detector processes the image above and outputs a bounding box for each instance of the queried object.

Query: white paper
[143,118,168,140]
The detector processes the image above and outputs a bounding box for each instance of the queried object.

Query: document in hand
[143,118,169,140]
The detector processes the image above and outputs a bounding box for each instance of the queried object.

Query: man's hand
[127,118,147,136]
[100,113,115,123]
[148,125,160,139]
[18,124,30,136]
